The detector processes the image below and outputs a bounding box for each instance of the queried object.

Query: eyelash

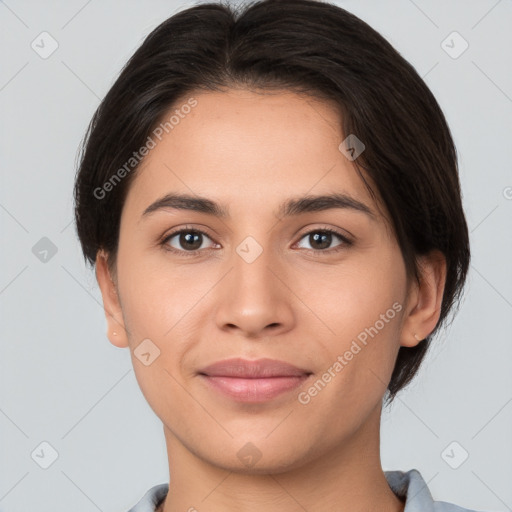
[160,225,353,257]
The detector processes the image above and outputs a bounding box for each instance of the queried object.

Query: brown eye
[162,229,215,253]
[177,232,203,250]
[308,232,333,250]
[295,229,352,252]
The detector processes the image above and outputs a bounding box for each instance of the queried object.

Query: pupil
[311,232,331,250]
[181,232,201,250]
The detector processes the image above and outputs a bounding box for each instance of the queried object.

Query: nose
[213,244,296,339]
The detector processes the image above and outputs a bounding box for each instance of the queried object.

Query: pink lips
[198,357,312,403]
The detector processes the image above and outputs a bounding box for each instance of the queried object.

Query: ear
[400,250,447,348]
[95,250,129,348]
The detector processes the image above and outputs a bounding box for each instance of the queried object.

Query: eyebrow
[141,192,376,221]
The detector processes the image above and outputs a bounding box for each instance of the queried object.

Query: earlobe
[95,250,129,348]
[400,250,447,348]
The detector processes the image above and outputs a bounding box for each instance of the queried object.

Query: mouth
[198,357,313,403]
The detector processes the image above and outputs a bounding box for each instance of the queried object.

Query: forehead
[122,89,382,222]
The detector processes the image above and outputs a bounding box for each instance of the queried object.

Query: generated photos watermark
[298,301,403,405]
[93,97,198,200]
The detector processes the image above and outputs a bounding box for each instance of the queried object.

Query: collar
[127,468,471,512]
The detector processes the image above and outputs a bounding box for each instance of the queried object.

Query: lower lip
[200,375,310,403]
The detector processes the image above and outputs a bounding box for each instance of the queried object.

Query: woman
[73,0,480,510]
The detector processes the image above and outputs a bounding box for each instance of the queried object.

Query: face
[96,88,440,473]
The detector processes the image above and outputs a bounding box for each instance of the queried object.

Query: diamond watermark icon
[237,442,262,468]
[441,31,468,59]
[32,237,58,263]
[31,441,59,469]
[31,31,59,59]
[339,134,365,161]
[236,236,263,264]
[134,338,161,366]
[441,441,469,469]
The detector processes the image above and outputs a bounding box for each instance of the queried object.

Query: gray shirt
[126,469,485,512]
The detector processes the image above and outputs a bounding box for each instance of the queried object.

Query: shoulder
[385,468,489,512]
[126,483,169,512]
[433,501,485,512]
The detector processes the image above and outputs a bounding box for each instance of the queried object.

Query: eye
[162,227,217,254]
[294,228,352,253]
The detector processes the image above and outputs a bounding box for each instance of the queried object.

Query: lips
[198,358,313,403]
[199,357,312,378]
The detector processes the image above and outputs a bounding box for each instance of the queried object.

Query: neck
[159,403,404,512]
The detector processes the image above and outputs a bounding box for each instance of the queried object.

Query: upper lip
[199,358,312,378]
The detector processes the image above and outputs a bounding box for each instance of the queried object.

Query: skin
[95,89,446,512]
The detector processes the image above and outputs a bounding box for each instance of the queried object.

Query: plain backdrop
[0,1,511,511]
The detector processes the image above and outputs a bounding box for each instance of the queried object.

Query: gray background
[0,0,511,511]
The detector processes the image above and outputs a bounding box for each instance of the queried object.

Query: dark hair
[73,0,470,406]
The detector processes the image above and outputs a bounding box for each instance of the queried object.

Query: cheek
[291,248,406,410]
[116,250,214,386]
[294,250,405,342]
[295,275,404,434]
[119,257,199,421]
[116,245,187,340]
